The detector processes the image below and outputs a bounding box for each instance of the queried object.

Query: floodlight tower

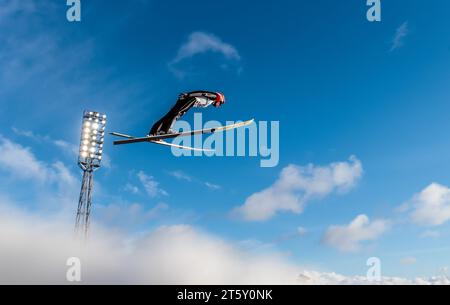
[75,110,107,238]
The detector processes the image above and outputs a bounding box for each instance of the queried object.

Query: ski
[150,140,214,152]
[110,132,133,139]
[111,119,255,146]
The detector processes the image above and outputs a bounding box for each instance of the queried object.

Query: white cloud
[169,32,240,78]
[420,230,440,239]
[400,257,417,266]
[403,183,450,227]
[0,136,48,181]
[53,139,79,157]
[137,171,168,198]
[0,203,299,285]
[96,202,169,228]
[297,227,308,236]
[172,32,240,64]
[0,136,77,188]
[205,182,221,190]
[390,22,409,51]
[168,170,193,182]
[168,170,222,191]
[52,161,78,187]
[124,183,140,194]
[13,127,78,156]
[0,202,448,285]
[0,0,35,20]
[233,156,363,221]
[11,128,35,138]
[296,270,449,285]
[0,136,79,213]
[323,215,390,252]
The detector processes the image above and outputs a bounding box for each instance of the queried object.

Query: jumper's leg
[149,98,196,135]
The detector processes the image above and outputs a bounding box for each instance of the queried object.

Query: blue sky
[1,0,450,282]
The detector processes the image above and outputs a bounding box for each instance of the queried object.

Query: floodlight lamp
[78,110,107,168]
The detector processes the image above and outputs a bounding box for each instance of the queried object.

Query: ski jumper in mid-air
[149,91,226,136]
[111,90,253,149]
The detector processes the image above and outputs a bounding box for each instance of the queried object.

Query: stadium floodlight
[78,111,107,169]
[75,110,107,238]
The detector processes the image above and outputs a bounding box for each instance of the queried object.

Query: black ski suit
[149,91,224,136]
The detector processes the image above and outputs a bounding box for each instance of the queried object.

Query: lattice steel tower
[75,110,107,238]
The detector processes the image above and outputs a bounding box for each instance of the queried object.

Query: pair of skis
[110,119,254,152]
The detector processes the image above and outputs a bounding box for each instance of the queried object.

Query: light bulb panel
[78,110,107,168]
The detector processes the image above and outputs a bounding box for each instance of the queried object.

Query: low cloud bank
[1,203,448,285]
